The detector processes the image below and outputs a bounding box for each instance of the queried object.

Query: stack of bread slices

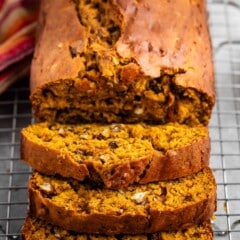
[20,0,216,239]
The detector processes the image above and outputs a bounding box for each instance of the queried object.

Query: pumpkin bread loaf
[28,168,216,235]
[21,122,210,188]
[21,215,213,240]
[30,0,215,125]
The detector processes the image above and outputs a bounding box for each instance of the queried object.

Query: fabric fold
[0,0,39,94]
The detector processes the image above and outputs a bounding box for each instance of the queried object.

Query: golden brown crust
[21,124,210,188]
[20,133,90,181]
[28,169,216,235]
[139,136,210,184]
[30,0,215,125]
[30,0,85,92]
[115,0,215,99]
[31,0,214,99]
[29,192,216,235]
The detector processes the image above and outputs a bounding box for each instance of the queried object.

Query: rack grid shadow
[1,0,240,239]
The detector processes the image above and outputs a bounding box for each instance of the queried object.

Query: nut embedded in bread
[30,0,215,125]
[21,122,210,188]
[21,215,213,240]
[28,168,216,235]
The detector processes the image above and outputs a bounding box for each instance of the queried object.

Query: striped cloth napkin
[0,0,39,94]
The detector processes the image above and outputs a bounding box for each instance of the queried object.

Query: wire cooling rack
[208,0,240,239]
[1,0,240,239]
[0,77,32,240]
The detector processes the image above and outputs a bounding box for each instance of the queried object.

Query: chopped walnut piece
[39,183,53,193]
[54,233,61,238]
[131,191,149,204]
[134,107,144,115]
[58,127,65,136]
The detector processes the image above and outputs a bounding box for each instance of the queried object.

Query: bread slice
[21,215,213,240]
[21,122,210,188]
[28,167,216,234]
[30,0,215,125]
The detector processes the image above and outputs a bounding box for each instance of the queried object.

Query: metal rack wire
[0,78,32,240]
[0,0,240,239]
[208,0,240,239]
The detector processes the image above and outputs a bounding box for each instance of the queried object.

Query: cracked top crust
[30,0,215,125]
[115,0,214,94]
[31,0,214,96]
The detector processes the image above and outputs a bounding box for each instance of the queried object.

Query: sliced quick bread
[21,122,210,188]
[21,215,213,240]
[31,0,215,125]
[28,167,216,234]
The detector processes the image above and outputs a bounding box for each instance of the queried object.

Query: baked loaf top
[30,0,215,125]
[21,122,210,188]
[21,215,213,240]
[28,168,216,234]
